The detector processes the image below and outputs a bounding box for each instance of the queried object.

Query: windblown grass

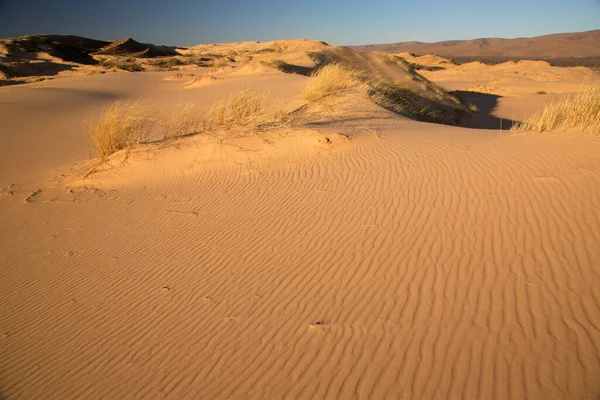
[369,82,426,118]
[304,63,359,102]
[367,79,445,122]
[301,59,464,124]
[201,89,299,132]
[211,58,229,72]
[161,102,199,139]
[511,86,600,135]
[86,101,153,158]
[100,58,145,72]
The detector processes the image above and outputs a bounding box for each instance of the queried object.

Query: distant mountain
[351,30,600,66]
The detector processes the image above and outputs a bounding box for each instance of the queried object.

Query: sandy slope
[1,57,600,399]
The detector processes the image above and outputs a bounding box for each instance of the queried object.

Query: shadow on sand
[454,91,521,130]
[269,61,316,77]
[0,61,77,79]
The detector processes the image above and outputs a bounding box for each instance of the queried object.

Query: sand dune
[0,36,330,86]
[392,52,600,95]
[0,35,185,86]
[95,37,179,57]
[1,39,600,399]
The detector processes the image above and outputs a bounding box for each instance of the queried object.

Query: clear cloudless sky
[0,0,598,46]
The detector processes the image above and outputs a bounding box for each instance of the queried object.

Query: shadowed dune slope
[0,35,109,65]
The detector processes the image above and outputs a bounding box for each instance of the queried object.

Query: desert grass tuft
[512,86,600,135]
[86,101,154,158]
[367,79,433,120]
[201,89,299,132]
[304,63,359,102]
[211,58,229,72]
[161,102,199,139]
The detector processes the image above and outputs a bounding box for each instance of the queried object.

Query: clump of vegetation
[148,57,184,70]
[418,65,446,72]
[367,79,434,121]
[392,56,445,71]
[512,86,600,135]
[85,89,305,162]
[179,53,213,67]
[86,101,154,158]
[201,89,297,131]
[303,63,360,102]
[302,60,463,123]
[255,45,285,54]
[161,103,199,139]
[211,58,229,72]
[536,90,547,95]
[101,58,145,72]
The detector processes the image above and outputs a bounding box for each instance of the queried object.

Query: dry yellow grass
[161,102,199,139]
[304,63,359,102]
[201,89,297,132]
[211,58,229,72]
[86,101,154,158]
[85,90,301,162]
[512,86,600,135]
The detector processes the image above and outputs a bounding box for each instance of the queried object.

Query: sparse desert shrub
[201,89,297,131]
[512,86,600,135]
[101,58,145,72]
[149,57,184,69]
[256,46,285,54]
[161,103,199,139]
[180,54,212,66]
[86,101,154,158]
[391,57,445,71]
[367,79,433,120]
[120,63,145,72]
[422,65,446,72]
[301,60,462,123]
[391,56,411,71]
[407,62,443,71]
[211,58,229,72]
[304,63,359,102]
[536,90,547,95]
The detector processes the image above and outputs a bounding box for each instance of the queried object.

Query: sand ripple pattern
[1,129,599,399]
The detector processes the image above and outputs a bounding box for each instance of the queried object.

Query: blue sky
[0,0,598,46]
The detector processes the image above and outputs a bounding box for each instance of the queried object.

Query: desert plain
[1,33,600,399]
